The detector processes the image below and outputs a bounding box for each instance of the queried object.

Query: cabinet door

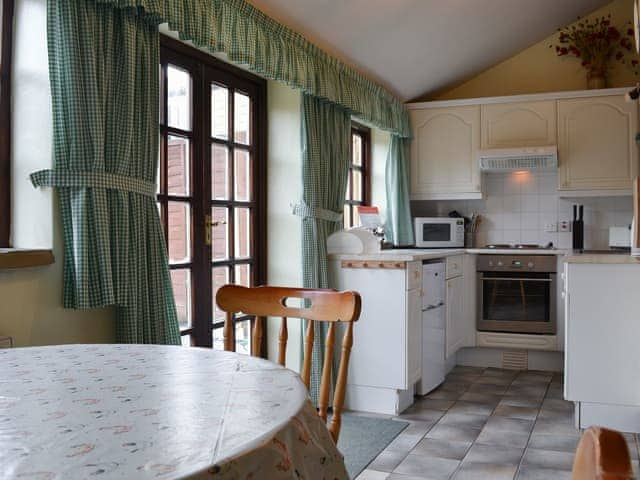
[481,100,556,149]
[407,287,422,385]
[558,96,638,191]
[409,105,481,199]
[445,275,465,359]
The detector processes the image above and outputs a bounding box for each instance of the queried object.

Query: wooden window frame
[344,122,371,229]
[159,35,267,354]
[0,0,14,247]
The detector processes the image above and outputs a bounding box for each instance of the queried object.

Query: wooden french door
[158,36,266,352]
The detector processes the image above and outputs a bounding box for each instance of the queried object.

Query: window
[159,36,266,352]
[344,122,371,229]
[0,0,14,247]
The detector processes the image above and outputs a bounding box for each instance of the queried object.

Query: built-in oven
[477,254,556,335]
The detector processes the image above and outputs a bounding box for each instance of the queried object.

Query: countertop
[466,248,568,255]
[328,248,466,262]
[565,251,640,264]
[328,248,567,262]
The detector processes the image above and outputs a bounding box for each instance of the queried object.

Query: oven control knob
[488,261,494,267]
[497,261,503,267]
[527,262,535,268]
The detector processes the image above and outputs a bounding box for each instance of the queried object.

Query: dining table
[0,344,349,479]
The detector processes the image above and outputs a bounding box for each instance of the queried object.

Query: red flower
[616,51,624,60]
[628,28,635,36]
[632,59,639,66]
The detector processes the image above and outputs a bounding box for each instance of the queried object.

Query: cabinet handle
[363,262,369,268]
[378,262,385,268]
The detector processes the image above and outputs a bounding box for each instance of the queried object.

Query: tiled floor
[355,366,640,480]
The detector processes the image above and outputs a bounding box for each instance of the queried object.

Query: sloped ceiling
[247,0,612,101]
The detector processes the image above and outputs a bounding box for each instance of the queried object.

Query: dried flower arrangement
[550,14,639,89]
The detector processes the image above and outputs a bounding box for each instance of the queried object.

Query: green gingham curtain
[31,1,180,344]
[386,136,414,246]
[297,93,351,402]
[74,0,411,140]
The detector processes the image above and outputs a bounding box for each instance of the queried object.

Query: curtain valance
[91,0,411,138]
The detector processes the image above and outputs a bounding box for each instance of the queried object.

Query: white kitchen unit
[481,100,556,149]
[328,249,470,414]
[409,105,482,200]
[408,87,637,199]
[558,95,638,193]
[445,255,465,360]
[417,262,446,395]
[564,254,640,433]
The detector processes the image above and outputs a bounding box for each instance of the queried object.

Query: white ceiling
[247,0,612,101]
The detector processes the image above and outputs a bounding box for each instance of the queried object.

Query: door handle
[205,214,227,246]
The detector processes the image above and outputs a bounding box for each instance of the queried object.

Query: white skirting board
[456,347,564,372]
[577,402,640,434]
[344,384,415,415]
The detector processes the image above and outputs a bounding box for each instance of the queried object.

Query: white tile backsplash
[411,172,633,249]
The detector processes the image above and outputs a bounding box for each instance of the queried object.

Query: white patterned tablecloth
[0,344,348,479]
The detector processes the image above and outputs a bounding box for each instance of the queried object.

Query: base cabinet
[565,262,640,433]
[329,260,422,414]
[445,275,464,359]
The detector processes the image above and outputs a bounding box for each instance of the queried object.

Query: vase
[586,70,607,90]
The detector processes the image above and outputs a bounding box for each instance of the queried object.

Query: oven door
[477,271,556,334]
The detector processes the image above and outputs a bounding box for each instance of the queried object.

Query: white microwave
[414,217,465,248]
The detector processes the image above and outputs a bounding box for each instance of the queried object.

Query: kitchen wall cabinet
[408,87,636,199]
[481,100,556,149]
[409,105,481,200]
[558,95,637,192]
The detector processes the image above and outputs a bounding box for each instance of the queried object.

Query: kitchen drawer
[407,261,422,290]
[445,255,463,279]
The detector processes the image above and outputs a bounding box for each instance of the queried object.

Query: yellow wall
[0,0,115,347]
[432,0,638,101]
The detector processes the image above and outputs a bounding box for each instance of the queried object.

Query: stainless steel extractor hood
[478,146,558,172]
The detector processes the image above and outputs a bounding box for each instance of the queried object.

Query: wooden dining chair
[215,284,362,443]
[571,426,635,480]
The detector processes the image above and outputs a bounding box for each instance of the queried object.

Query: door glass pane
[345,170,351,200]
[167,65,191,131]
[235,264,251,287]
[168,201,191,263]
[234,149,251,201]
[212,328,224,351]
[352,133,362,166]
[352,169,362,202]
[211,144,230,200]
[167,136,190,196]
[170,269,191,329]
[353,206,361,228]
[212,266,230,323]
[234,207,251,258]
[234,92,251,145]
[211,83,229,140]
[181,335,192,347]
[211,207,229,261]
[343,204,351,229]
[235,321,251,355]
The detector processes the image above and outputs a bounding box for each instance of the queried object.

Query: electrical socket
[559,221,571,232]
[544,223,558,232]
